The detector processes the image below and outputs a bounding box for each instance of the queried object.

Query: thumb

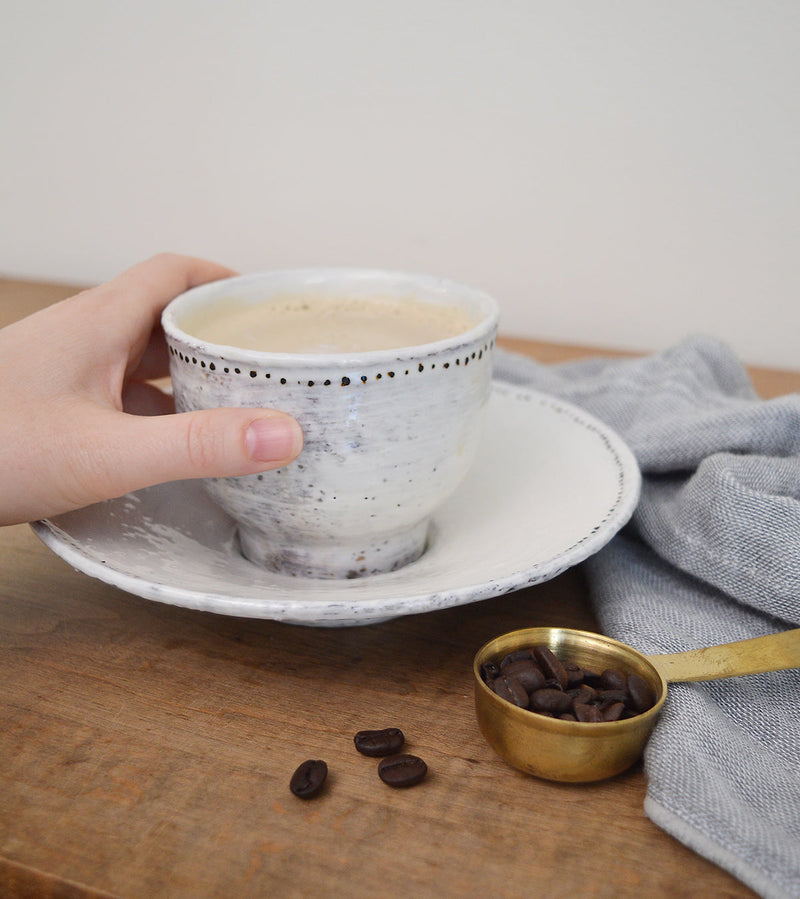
[98,407,304,496]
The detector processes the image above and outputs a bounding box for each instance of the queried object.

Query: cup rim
[161,267,500,366]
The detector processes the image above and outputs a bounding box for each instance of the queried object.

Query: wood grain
[2,277,788,898]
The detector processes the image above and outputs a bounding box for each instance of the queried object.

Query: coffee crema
[179,294,479,354]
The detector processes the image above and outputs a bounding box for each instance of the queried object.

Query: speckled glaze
[162,269,499,579]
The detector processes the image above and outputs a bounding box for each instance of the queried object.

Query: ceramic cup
[162,268,499,579]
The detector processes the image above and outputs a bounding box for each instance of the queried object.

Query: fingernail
[245,417,302,463]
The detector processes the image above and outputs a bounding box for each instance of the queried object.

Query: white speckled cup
[162,269,499,579]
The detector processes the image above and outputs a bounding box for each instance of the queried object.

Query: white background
[1,1,798,368]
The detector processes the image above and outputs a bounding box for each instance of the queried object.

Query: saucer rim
[32,382,641,626]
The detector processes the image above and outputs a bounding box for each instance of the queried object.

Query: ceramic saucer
[32,382,640,626]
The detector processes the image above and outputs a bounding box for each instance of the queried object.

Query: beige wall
[1,1,798,368]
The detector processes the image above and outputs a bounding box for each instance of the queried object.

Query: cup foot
[236,519,429,579]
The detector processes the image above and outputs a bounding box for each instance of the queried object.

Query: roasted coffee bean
[600,669,627,691]
[530,688,573,715]
[289,759,328,799]
[499,649,533,669]
[501,659,545,692]
[533,645,568,690]
[492,674,529,708]
[568,684,598,705]
[601,701,626,722]
[564,663,585,687]
[627,673,655,713]
[378,754,428,788]
[598,689,629,705]
[581,670,603,687]
[480,661,500,683]
[574,702,602,723]
[354,727,405,757]
[486,643,660,725]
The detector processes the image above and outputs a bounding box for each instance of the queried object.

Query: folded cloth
[495,335,800,899]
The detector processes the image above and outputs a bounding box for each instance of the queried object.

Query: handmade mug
[162,268,499,579]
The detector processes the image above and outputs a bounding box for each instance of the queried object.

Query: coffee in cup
[178,294,480,354]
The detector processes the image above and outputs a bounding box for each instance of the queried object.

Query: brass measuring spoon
[473,626,800,782]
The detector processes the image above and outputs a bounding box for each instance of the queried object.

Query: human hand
[0,253,304,526]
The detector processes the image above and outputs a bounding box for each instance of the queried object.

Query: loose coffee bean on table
[485,644,656,723]
[289,728,428,799]
[289,759,328,799]
[377,753,428,788]
[354,727,406,757]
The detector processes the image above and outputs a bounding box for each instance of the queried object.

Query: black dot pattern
[168,339,496,385]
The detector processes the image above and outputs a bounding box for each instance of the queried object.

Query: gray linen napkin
[495,335,800,899]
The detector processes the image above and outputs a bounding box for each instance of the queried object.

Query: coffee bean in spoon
[491,674,529,708]
[500,658,546,692]
[626,673,655,712]
[533,645,569,690]
[487,644,657,725]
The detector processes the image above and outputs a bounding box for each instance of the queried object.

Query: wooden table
[2,277,796,898]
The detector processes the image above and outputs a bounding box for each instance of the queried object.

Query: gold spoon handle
[648,628,800,683]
